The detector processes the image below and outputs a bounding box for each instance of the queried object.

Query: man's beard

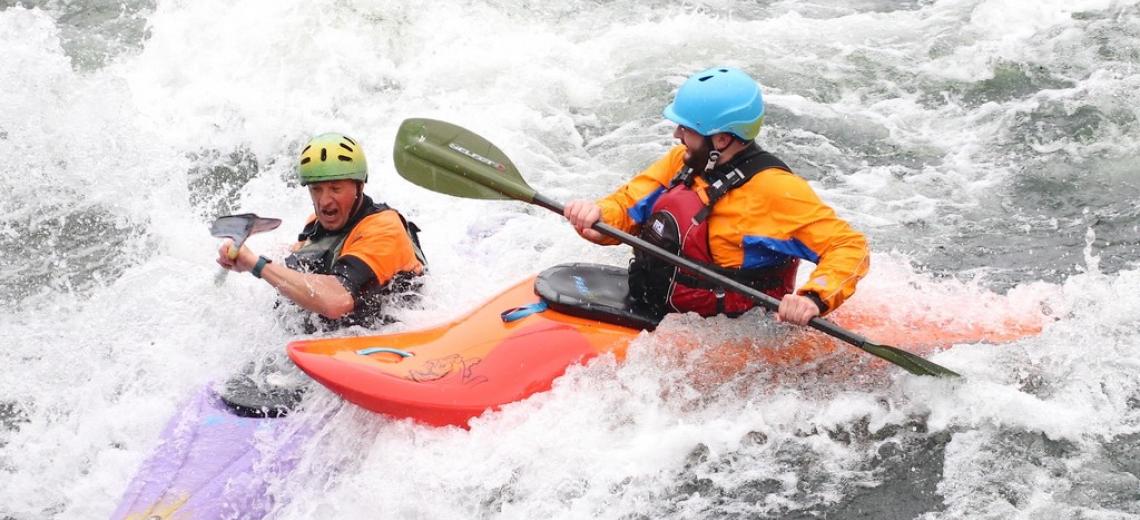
[682,137,715,171]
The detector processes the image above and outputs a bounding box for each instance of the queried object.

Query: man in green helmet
[216,133,427,328]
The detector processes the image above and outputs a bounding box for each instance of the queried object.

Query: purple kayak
[111,376,308,519]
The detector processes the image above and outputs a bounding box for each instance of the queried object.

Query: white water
[2,1,1140,518]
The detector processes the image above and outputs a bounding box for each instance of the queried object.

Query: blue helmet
[663,67,765,141]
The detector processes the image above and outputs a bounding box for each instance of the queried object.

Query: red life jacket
[628,147,799,319]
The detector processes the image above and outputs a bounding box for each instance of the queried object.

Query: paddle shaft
[532,194,870,349]
[214,243,241,286]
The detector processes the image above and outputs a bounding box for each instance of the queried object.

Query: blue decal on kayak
[742,235,819,267]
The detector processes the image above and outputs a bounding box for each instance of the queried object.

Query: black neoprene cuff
[803,292,829,314]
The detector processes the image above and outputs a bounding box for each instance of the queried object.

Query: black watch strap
[251,255,272,279]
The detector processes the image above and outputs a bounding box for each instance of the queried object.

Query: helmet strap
[703,136,721,174]
[351,181,365,215]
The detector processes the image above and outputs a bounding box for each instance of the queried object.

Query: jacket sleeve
[594,146,686,245]
[749,173,870,313]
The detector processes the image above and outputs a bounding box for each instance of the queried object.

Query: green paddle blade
[393,118,536,203]
[861,342,961,378]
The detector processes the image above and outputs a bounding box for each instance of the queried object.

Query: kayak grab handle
[356,347,414,358]
[500,301,548,322]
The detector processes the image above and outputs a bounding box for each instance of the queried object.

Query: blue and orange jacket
[596,145,870,313]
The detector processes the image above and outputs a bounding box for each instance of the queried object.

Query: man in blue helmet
[564,67,870,325]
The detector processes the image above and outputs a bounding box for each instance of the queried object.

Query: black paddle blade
[249,216,282,235]
[393,118,536,203]
[860,341,961,378]
[210,213,282,248]
[221,360,308,418]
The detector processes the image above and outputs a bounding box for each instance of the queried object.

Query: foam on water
[2,1,1140,518]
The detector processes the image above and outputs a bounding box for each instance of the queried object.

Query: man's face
[674,125,713,170]
[307,179,359,231]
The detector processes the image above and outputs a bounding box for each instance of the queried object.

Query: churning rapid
[2,0,1140,518]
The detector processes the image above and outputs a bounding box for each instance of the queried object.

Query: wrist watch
[251,255,272,279]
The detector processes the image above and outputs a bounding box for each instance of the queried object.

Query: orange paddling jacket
[288,194,426,326]
[596,145,869,314]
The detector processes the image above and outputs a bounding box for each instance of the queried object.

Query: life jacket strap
[668,144,791,224]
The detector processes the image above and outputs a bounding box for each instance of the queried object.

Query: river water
[2,1,1139,518]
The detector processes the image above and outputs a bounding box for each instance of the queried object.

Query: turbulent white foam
[3,1,1140,518]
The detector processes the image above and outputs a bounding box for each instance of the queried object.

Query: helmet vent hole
[339,143,354,152]
[300,157,310,164]
[302,145,311,153]
[337,155,352,162]
[718,68,728,72]
[320,148,327,161]
[343,136,357,146]
[698,75,713,81]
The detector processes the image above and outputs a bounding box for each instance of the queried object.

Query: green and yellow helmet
[297,133,367,186]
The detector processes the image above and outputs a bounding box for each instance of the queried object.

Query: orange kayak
[288,264,646,427]
[287,263,1042,427]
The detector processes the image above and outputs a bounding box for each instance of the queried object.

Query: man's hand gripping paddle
[210,213,282,285]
